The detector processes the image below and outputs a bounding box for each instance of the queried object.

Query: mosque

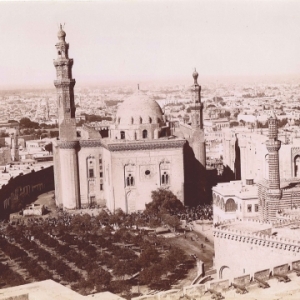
[52,26,206,212]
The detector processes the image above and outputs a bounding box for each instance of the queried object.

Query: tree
[50,131,59,138]
[44,143,53,154]
[138,246,160,268]
[224,111,231,117]
[230,121,239,128]
[19,118,39,129]
[145,188,184,215]
[88,268,111,291]
[162,214,181,232]
[139,264,163,285]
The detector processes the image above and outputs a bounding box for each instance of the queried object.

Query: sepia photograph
[0,0,300,299]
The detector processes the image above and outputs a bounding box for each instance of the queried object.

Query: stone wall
[273,264,289,276]
[0,166,54,220]
[233,274,251,286]
[254,269,270,281]
[214,220,300,279]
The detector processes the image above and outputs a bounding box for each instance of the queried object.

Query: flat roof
[213,181,258,199]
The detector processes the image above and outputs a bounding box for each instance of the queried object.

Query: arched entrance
[219,266,231,279]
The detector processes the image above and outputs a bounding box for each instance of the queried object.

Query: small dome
[115,92,163,126]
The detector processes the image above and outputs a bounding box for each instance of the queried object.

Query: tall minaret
[53,24,76,141]
[265,111,281,221]
[190,69,206,168]
[53,25,80,210]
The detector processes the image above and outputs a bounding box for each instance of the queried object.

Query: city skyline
[1,0,300,89]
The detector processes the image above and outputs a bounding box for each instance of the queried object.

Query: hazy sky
[0,0,300,88]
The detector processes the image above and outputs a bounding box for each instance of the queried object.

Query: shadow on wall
[184,142,209,206]
[234,142,241,180]
[184,142,238,207]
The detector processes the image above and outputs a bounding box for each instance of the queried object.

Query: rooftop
[213,180,258,199]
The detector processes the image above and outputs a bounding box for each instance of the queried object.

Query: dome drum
[112,92,166,141]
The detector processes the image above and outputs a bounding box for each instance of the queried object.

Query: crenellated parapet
[105,139,186,152]
[266,140,281,152]
[214,227,300,251]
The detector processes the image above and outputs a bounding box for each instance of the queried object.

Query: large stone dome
[115,92,164,126]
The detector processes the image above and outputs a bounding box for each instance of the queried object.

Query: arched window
[295,155,300,177]
[120,131,125,139]
[126,174,134,186]
[117,117,121,124]
[149,117,152,124]
[140,117,143,124]
[142,130,147,139]
[225,198,236,212]
[131,117,134,124]
[161,172,169,185]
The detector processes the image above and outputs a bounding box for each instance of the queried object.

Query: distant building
[214,112,300,281]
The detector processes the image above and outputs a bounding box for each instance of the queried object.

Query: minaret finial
[57,23,66,41]
[192,68,199,84]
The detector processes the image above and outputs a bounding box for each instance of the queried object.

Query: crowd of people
[177,204,213,222]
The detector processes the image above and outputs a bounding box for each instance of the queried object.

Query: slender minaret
[10,130,19,162]
[53,25,80,210]
[265,111,281,221]
[46,98,50,120]
[53,24,76,141]
[190,69,206,168]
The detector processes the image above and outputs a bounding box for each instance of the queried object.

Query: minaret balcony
[54,79,76,88]
[266,140,281,152]
[53,58,73,67]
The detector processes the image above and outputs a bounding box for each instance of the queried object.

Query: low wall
[209,279,229,292]
[233,274,251,286]
[133,262,298,300]
[273,264,289,276]
[254,269,270,281]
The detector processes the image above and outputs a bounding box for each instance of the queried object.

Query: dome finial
[192,68,199,84]
[57,23,66,41]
